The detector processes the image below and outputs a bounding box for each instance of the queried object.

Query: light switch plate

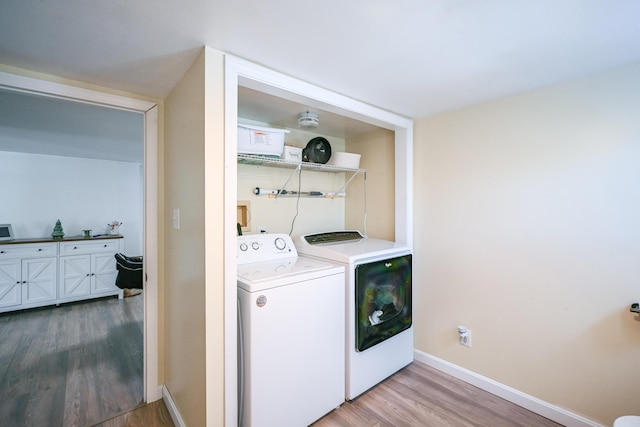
[172,208,180,230]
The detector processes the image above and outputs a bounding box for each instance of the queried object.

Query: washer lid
[297,233,411,264]
[237,256,342,292]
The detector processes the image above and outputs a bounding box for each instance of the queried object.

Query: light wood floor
[313,361,563,427]
[0,293,144,427]
[93,400,174,427]
[1,295,562,426]
[115,360,561,427]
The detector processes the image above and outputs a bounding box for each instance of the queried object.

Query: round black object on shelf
[302,137,332,164]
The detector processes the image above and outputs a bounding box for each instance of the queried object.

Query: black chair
[114,253,143,290]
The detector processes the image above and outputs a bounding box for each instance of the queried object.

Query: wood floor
[93,400,174,427]
[312,361,563,427]
[0,294,562,426]
[0,293,144,427]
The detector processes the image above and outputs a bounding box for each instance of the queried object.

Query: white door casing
[0,71,161,402]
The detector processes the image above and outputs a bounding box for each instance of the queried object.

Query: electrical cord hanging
[288,168,303,236]
[362,170,368,237]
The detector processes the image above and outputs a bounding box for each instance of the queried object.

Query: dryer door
[355,254,412,352]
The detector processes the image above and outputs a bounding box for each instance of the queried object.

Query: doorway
[0,71,160,421]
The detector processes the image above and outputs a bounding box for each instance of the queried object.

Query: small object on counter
[51,220,64,239]
[631,303,640,313]
[108,221,122,235]
[83,229,92,238]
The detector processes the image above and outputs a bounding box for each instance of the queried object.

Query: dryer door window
[355,254,412,352]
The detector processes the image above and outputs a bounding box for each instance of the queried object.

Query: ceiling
[238,87,382,138]
[2,1,640,120]
[0,88,144,162]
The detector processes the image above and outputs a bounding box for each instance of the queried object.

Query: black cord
[288,168,303,236]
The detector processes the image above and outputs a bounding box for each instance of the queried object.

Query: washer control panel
[237,233,297,264]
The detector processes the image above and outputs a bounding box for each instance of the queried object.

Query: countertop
[0,234,124,245]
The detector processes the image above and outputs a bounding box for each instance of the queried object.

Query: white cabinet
[58,238,123,302]
[22,256,58,305]
[0,242,57,311]
[58,255,91,299]
[0,237,123,313]
[0,258,22,309]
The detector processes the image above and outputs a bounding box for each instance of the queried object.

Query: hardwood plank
[93,400,175,427]
[313,362,563,427]
[0,293,144,427]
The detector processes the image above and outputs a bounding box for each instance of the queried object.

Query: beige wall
[164,46,226,427]
[164,49,207,426]
[237,127,347,236]
[413,62,640,425]
[346,129,395,240]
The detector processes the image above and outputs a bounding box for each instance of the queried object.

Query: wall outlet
[458,325,472,347]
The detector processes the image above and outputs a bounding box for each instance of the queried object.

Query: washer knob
[274,237,287,250]
[251,242,260,250]
[239,243,248,251]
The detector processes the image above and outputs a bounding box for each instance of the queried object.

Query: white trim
[224,54,415,427]
[224,55,413,246]
[414,350,606,427]
[143,105,161,402]
[0,71,161,404]
[162,385,187,427]
[224,55,240,427]
[0,71,156,112]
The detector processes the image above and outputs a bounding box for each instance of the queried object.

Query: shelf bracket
[274,163,302,199]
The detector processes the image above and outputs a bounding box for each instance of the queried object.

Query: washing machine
[237,233,345,427]
[296,230,413,400]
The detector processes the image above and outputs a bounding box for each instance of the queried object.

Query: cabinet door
[59,255,91,299]
[22,257,57,305]
[0,259,21,308]
[91,253,118,294]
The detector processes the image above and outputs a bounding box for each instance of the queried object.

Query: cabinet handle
[91,273,95,276]
[86,273,90,277]
[22,281,26,284]
[73,246,78,249]
[0,250,4,254]
[104,244,108,248]
[38,248,43,251]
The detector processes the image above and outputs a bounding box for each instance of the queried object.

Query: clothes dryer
[296,230,413,400]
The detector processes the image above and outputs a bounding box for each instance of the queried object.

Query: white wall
[0,151,143,254]
[413,62,640,425]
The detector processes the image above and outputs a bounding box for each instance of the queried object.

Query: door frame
[0,71,161,402]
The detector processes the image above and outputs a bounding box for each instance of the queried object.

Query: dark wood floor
[313,361,563,427]
[0,293,144,427]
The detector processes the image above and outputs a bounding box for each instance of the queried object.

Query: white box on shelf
[327,152,361,169]
[282,146,303,163]
[238,124,289,156]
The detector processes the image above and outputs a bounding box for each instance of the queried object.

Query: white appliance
[237,233,345,427]
[296,231,413,400]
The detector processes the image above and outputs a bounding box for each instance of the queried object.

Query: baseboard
[162,385,187,427]
[414,350,606,427]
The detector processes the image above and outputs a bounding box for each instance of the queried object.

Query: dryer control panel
[237,233,297,264]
